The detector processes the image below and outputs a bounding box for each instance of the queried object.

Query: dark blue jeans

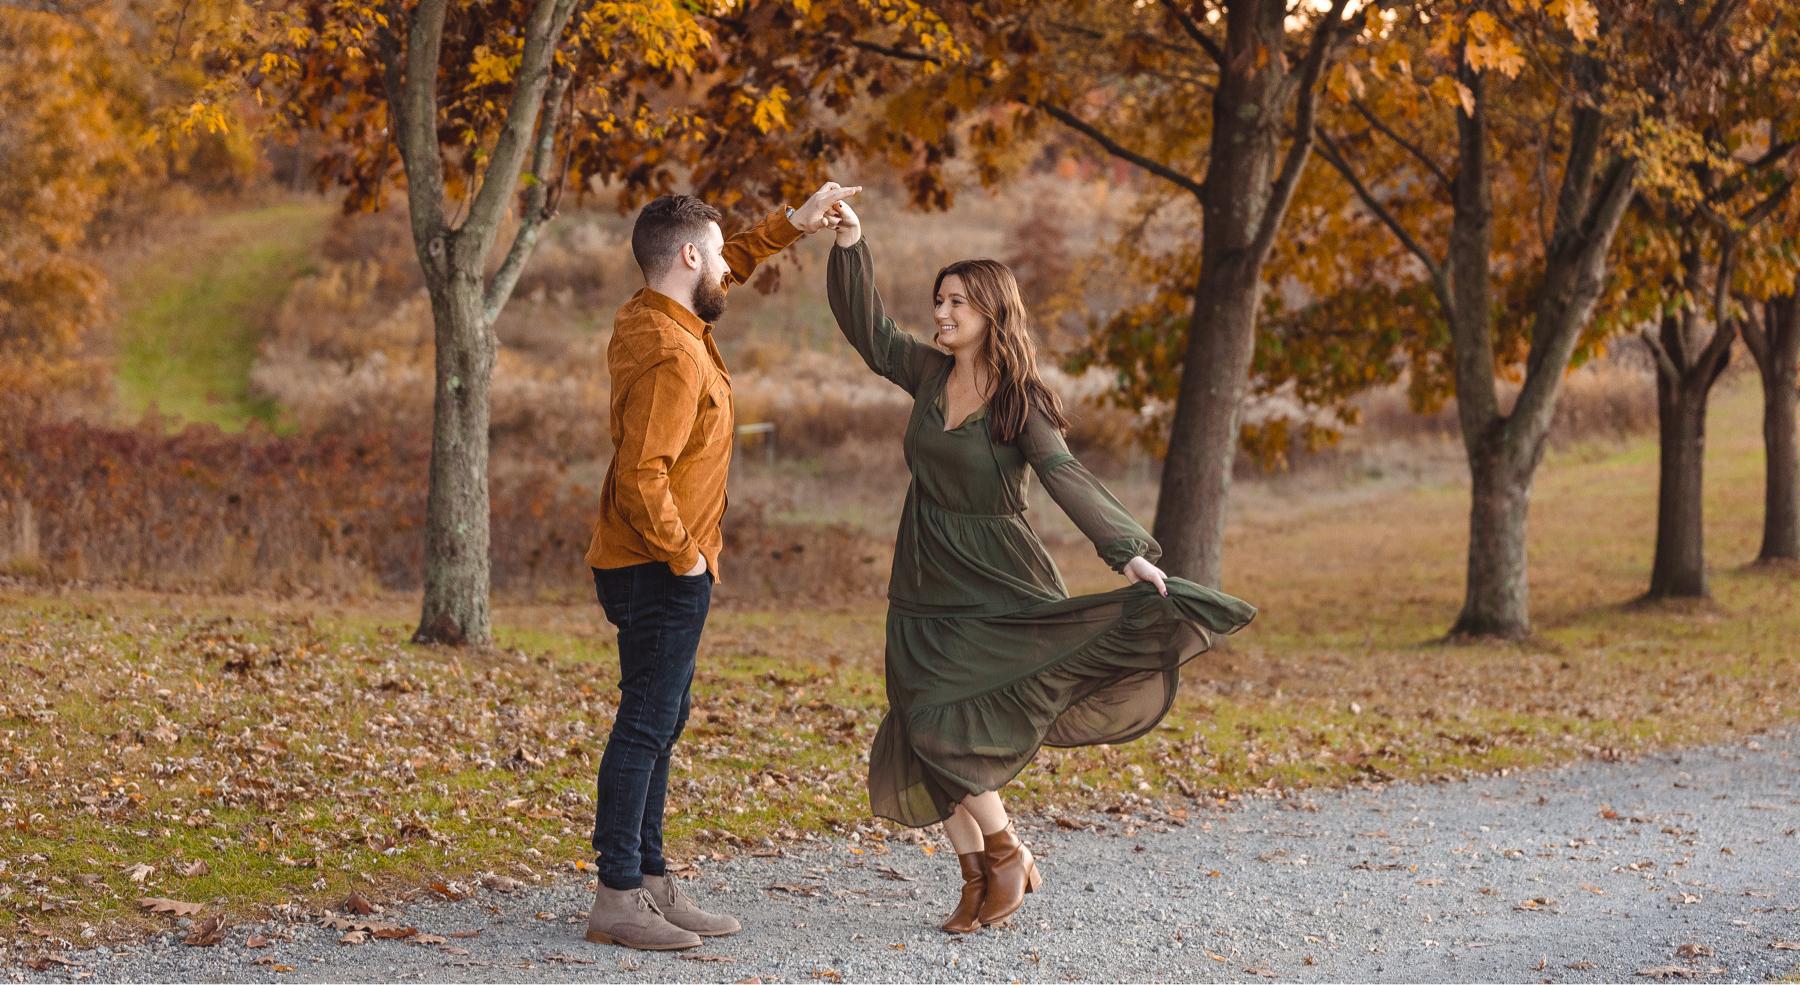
[591,562,712,891]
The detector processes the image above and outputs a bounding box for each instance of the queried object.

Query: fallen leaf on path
[426,879,468,901]
[480,874,522,893]
[1638,965,1723,979]
[1675,943,1715,959]
[123,863,154,884]
[410,933,447,945]
[1671,893,1702,905]
[874,864,912,882]
[767,883,822,897]
[1515,897,1555,911]
[1568,961,1598,970]
[182,860,210,878]
[339,931,367,944]
[1580,884,1606,895]
[680,953,736,963]
[446,929,482,938]
[137,897,204,917]
[184,914,227,946]
[24,955,76,971]
[343,891,376,915]
[319,914,417,939]
[1771,941,1800,950]
[546,953,596,965]
[245,934,272,948]
[812,970,842,982]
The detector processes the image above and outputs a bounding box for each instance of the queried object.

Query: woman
[822,199,1257,935]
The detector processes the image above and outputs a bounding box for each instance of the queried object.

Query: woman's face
[933,274,990,355]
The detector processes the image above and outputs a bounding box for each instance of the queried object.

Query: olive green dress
[826,239,1257,829]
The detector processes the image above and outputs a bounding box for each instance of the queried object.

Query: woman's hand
[1123,556,1168,596]
[831,200,862,248]
[790,181,862,234]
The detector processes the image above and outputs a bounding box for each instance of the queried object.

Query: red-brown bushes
[0,414,888,603]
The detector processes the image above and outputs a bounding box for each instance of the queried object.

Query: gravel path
[14,732,1800,983]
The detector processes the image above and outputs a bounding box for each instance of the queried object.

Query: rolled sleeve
[721,209,804,289]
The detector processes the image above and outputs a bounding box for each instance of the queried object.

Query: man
[583,182,860,951]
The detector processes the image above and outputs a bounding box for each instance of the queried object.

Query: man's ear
[682,242,702,271]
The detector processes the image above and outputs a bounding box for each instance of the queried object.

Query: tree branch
[1510,152,1638,438]
[847,38,940,64]
[1740,299,1770,364]
[484,62,574,323]
[1035,101,1207,200]
[1351,98,1454,198]
[459,0,581,271]
[382,0,450,270]
[1156,0,1226,67]
[1314,128,1451,310]
[1249,0,1353,264]
[1640,328,1682,380]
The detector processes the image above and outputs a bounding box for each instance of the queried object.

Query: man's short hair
[631,194,722,280]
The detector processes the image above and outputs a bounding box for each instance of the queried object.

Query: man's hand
[789,181,862,234]
[1123,556,1168,596]
[831,201,862,248]
[682,554,708,578]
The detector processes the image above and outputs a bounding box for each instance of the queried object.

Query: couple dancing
[581,181,1256,950]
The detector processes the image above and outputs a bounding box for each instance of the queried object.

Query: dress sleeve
[826,238,946,394]
[1018,408,1161,572]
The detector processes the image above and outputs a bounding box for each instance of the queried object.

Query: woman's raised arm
[824,204,945,395]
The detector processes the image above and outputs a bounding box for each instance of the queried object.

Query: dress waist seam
[914,497,1022,521]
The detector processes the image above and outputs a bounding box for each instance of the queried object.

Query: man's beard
[693,276,729,323]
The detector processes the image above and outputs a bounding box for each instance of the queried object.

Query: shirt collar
[637,287,709,339]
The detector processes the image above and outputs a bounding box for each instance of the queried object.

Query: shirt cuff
[760,208,806,249]
[667,543,703,577]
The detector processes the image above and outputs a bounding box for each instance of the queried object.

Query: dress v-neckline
[936,365,989,433]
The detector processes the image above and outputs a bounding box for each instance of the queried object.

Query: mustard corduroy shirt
[584,209,803,581]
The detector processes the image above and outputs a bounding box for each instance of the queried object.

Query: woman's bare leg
[942,803,984,855]
[960,790,1009,836]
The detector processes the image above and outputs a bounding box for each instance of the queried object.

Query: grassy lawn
[113,202,333,430]
[2,378,1796,948]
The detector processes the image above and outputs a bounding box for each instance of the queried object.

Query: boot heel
[585,929,616,945]
[1025,863,1042,893]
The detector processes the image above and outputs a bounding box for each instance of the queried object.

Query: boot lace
[662,879,696,911]
[630,888,664,915]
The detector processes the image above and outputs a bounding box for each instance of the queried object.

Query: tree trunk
[1647,367,1714,597]
[413,273,497,646]
[1150,0,1288,588]
[1445,55,1634,638]
[1451,436,1533,638]
[1752,295,1800,563]
[1154,262,1260,587]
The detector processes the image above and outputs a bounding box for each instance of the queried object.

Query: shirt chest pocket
[696,377,733,444]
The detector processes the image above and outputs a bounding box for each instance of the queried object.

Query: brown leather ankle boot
[974,823,1041,926]
[939,852,986,934]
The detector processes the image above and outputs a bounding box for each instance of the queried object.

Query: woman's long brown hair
[933,258,1071,444]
